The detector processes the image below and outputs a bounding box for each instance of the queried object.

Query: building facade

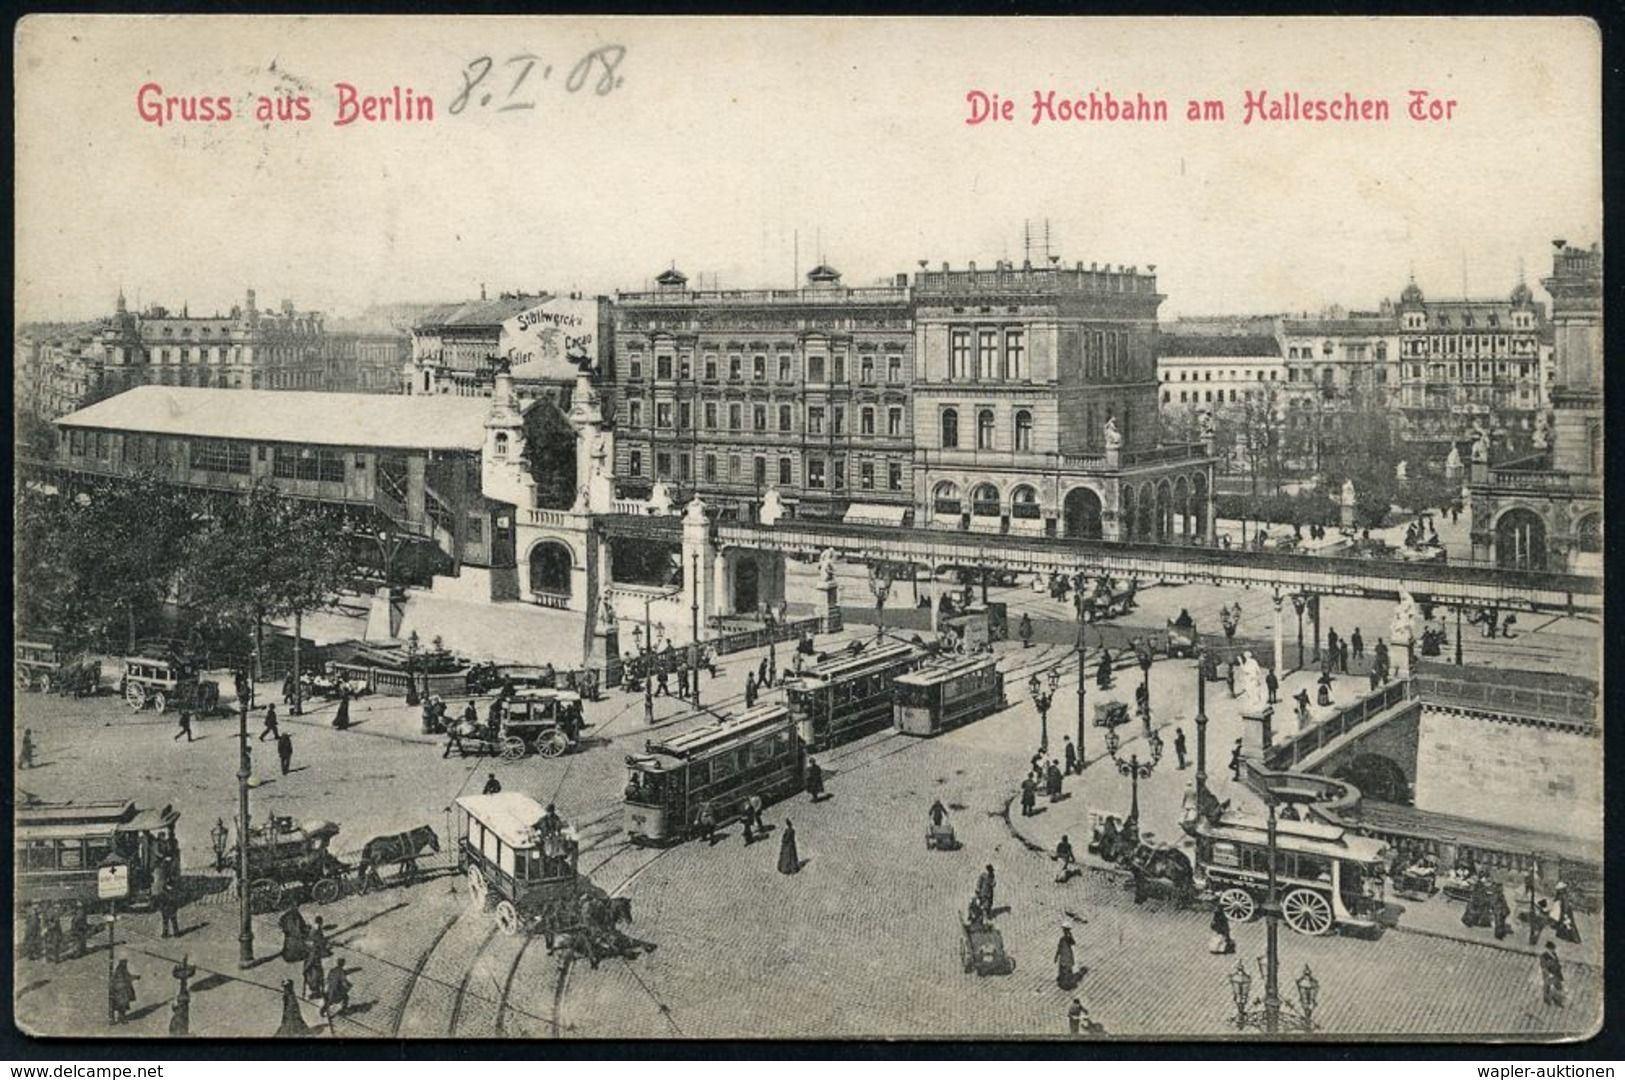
[912,259,1214,542]
[1467,241,1602,572]
[1277,309,1399,473]
[610,266,917,521]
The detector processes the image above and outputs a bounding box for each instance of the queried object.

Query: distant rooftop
[416,294,554,330]
[55,386,513,452]
[1157,334,1281,358]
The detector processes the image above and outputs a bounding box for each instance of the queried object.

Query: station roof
[55,386,510,452]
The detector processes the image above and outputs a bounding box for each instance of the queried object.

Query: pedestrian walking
[1095,650,1114,690]
[157,880,182,939]
[805,757,826,801]
[1327,627,1340,659]
[929,799,948,828]
[276,979,313,1037]
[331,686,350,730]
[747,793,765,833]
[696,800,717,844]
[777,820,801,875]
[1067,999,1089,1036]
[1019,613,1033,648]
[19,728,37,769]
[976,864,997,915]
[174,710,194,742]
[1265,668,1279,705]
[260,704,280,742]
[321,958,351,1019]
[302,949,325,1001]
[43,904,64,963]
[744,671,758,708]
[1539,942,1565,1007]
[276,732,294,775]
[1208,906,1235,954]
[307,916,329,962]
[109,959,138,1024]
[1046,760,1063,801]
[482,773,502,795]
[1054,923,1078,989]
[278,907,310,964]
[1063,735,1078,775]
[1229,739,1244,781]
[1295,688,1312,727]
[282,673,296,706]
[1338,639,1350,675]
[757,656,769,688]
[1351,627,1364,661]
[1173,728,1188,770]
[677,664,690,700]
[69,901,90,959]
[656,664,670,698]
[1020,775,1037,817]
[1053,834,1076,883]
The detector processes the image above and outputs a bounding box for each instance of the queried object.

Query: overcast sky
[15,16,1602,322]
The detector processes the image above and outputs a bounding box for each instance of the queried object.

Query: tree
[183,481,359,677]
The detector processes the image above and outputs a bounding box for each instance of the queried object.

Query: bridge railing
[1410,673,1599,734]
[703,613,838,655]
[1263,679,1416,772]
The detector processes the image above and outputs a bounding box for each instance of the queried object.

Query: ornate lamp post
[632,621,652,727]
[1290,593,1307,671]
[235,666,254,967]
[1134,637,1155,718]
[1228,960,1321,1033]
[1074,573,1090,768]
[209,817,230,873]
[690,553,702,707]
[1028,668,1060,755]
[868,562,895,640]
[404,630,421,707]
[1103,722,1163,825]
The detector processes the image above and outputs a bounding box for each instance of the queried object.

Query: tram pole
[236,671,254,967]
[1074,573,1088,768]
[690,553,701,708]
[1263,802,1282,1034]
[1194,659,1208,810]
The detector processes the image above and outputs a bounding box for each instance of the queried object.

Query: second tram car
[624,704,802,845]
[1193,813,1391,936]
[16,797,180,908]
[786,640,926,752]
[893,654,1006,736]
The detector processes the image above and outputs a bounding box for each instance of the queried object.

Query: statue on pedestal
[649,481,674,515]
[1391,588,1419,649]
[598,594,618,633]
[759,485,785,527]
[1471,427,1490,465]
[1104,414,1122,450]
[1198,411,1216,440]
[1444,443,1462,473]
[1236,651,1268,715]
[817,548,838,589]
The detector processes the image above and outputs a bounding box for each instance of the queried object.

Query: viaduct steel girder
[595,515,1601,616]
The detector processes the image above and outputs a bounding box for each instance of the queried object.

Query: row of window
[931,481,1043,518]
[1402,362,1534,381]
[1402,312,1535,331]
[939,407,1035,452]
[946,328,1029,381]
[624,399,908,438]
[1285,344,1390,361]
[625,351,906,385]
[1401,336,1538,359]
[1163,389,1269,405]
[1162,369,1280,382]
[625,448,907,492]
[66,429,366,483]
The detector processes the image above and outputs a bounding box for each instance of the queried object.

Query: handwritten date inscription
[449,47,627,115]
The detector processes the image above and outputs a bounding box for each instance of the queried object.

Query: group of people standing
[276,906,351,1024]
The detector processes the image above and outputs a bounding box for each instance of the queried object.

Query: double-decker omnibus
[1194,812,1391,936]
[893,654,1006,736]
[16,797,180,909]
[785,640,926,752]
[623,704,801,845]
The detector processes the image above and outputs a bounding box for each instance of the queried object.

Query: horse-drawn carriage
[121,652,220,715]
[445,688,587,761]
[356,825,442,890]
[1080,577,1139,622]
[16,637,100,696]
[1165,610,1200,659]
[242,817,349,913]
[1093,700,1132,729]
[1088,811,1198,907]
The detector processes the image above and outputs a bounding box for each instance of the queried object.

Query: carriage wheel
[1281,888,1334,936]
[498,736,528,763]
[312,877,343,905]
[959,935,974,974]
[1217,888,1257,923]
[537,731,568,759]
[466,867,490,910]
[250,878,283,913]
[125,680,147,711]
[152,691,169,715]
[36,672,52,695]
[495,900,520,936]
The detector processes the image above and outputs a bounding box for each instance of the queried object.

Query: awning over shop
[843,503,910,527]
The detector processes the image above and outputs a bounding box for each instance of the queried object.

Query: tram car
[893,654,1006,736]
[455,793,629,946]
[786,640,927,752]
[16,797,180,909]
[1193,811,1391,936]
[624,704,802,845]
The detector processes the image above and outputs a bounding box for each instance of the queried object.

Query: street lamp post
[404,630,420,708]
[210,817,229,873]
[1028,668,1061,755]
[235,668,254,967]
[1225,802,1321,1034]
[1135,638,1155,718]
[1194,656,1209,810]
[1262,801,1282,1033]
[1103,722,1164,826]
[1291,594,1307,671]
[868,562,894,640]
[690,553,702,707]
[1074,575,1090,769]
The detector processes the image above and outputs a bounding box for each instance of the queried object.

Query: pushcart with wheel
[927,820,958,851]
[959,918,1014,976]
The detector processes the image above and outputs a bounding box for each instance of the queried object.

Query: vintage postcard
[12,15,1603,1044]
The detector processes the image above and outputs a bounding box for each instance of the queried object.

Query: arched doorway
[528,542,573,602]
[1334,754,1412,805]
[1063,486,1103,539]
[1495,508,1547,571]
[970,483,1001,518]
[735,558,761,614]
[1010,484,1042,525]
[1575,513,1602,553]
[1137,485,1156,542]
[1119,484,1136,541]
[1173,477,1190,541]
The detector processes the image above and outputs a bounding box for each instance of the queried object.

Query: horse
[359,825,441,883]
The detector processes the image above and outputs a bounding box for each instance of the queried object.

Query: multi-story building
[96,289,332,396]
[912,259,1214,542]
[1396,280,1547,457]
[1467,241,1602,572]
[609,265,917,521]
[1278,307,1399,472]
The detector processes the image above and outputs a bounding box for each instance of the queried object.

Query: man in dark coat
[260,704,280,742]
[156,872,182,939]
[302,949,325,1001]
[805,757,826,801]
[277,732,294,775]
[1019,613,1033,648]
[482,773,502,795]
[1338,639,1350,675]
[1295,687,1313,726]
[777,821,800,874]
[1046,760,1064,800]
[1020,775,1037,817]
[1229,739,1244,781]
[744,671,758,708]
[1351,627,1365,660]
[321,958,350,1019]
[68,901,90,959]
[929,800,948,828]
[1095,651,1113,690]
[1173,728,1188,770]
[1265,668,1279,705]
[174,709,194,742]
[976,865,997,915]
[1063,736,1079,775]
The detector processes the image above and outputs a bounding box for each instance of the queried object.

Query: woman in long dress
[777,821,800,874]
[1208,907,1235,954]
[275,979,313,1037]
[278,907,310,963]
[1054,925,1077,988]
[332,686,351,730]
